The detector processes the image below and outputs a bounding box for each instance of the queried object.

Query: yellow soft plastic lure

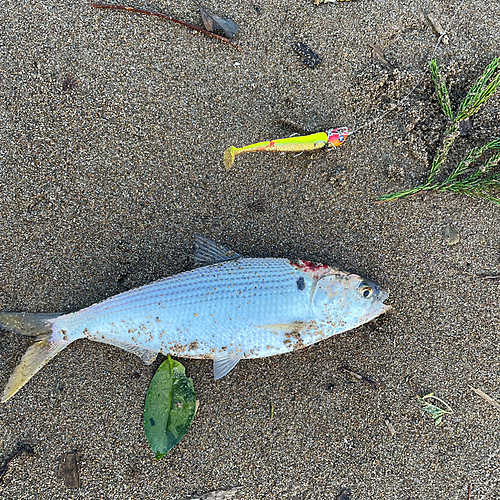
[224,127,349,168]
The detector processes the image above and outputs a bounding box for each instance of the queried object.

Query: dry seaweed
[199,6,239,38]
[293,42,323,68]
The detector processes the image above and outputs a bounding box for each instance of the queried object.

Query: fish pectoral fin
[257,321,314,334]
[193,234,243,266]
[213,351,244,380]
[98,338,158,365]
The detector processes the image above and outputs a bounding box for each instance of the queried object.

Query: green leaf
[416,393,453,426]
[144,356,196,460]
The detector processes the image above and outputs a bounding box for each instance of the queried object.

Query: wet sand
[1,0,500,498]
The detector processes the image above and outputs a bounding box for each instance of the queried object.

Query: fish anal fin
[95,338,158,365]
[194,234,242,266]
[213,351,243,380]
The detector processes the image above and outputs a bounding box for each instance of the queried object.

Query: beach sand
[1,0,500,498]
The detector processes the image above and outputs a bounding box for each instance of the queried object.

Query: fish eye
[359,283,373,299]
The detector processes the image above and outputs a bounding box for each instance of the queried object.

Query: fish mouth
[381,302,393,313]
[374,286,391,314]
[378,286,390,303]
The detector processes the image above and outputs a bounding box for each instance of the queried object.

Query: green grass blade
[445,138,500,184]
[377,186,427,202]
[456,57,500,121]
[427,125,460,183]
[379,57,500,206]
[430,59,453,119]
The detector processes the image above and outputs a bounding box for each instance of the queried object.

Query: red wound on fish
[291,259,328,271]
[290,260,330,279]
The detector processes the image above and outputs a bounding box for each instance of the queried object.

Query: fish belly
[53,258,313,359]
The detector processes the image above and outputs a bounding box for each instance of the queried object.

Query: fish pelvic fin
[1,333,71,403]
[224,146,238,169]
[213,351,244,380]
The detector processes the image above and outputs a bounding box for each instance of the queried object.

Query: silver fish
[0,235,390,402]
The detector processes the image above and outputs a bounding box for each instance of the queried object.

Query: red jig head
[325,127,349,149]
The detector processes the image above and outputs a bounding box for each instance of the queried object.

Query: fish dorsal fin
[194,234,242,266]
[213,351,244,380]
[93,338,158,365]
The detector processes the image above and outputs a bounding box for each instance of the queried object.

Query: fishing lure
[224,127,349,169]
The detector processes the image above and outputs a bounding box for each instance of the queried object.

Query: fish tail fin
[224,146,238,169]
[0,312,60,337]
[0,312,71,403]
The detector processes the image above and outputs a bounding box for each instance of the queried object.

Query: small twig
[368,43,390,66]
[90,4,242,51]
[426,12,449,45]
[467,483,472,500]
[455,267,500,280]
[0,443,34,482]
[469,385,500,411]
[26,191,48,211]
[343,367,363,380]
[341,366,378,389]
[246,199,266,213]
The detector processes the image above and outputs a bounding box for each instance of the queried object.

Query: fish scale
[0,236,390,402]
[55,258,311,358]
